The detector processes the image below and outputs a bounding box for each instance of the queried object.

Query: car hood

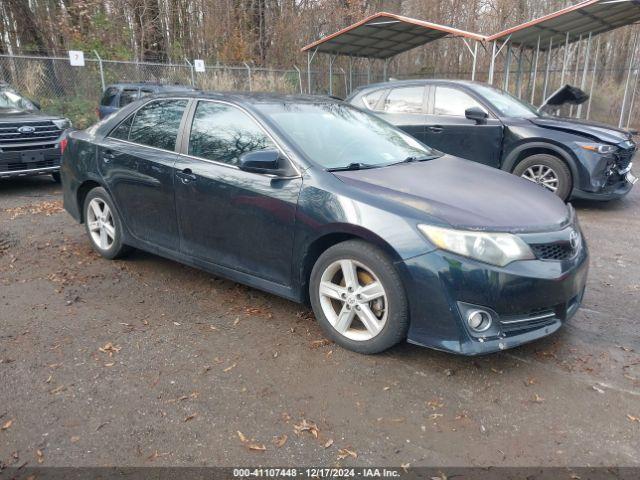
[0,108,63,122]
[529,116,631,144]
[333,156,570,233]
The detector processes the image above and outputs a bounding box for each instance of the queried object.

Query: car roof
[350,78,488,94]
[146,91,344,105]
[106,82,196,91]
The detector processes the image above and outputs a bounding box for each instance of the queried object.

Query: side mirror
[238,149,294,176]
[465,106,488,124]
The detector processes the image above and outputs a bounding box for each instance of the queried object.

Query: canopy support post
[577,32,592,118]
[570,34,583,117]
[530,35,541,104]
[340,67,347,98]
[367,58,372,84]
[542,38,553,102]
[587,36,601,120]
[307,48,318,94]
[620,31,638,128]
[383,59,389,81]
[504,44,512,91]
[294,65,303,94]
[348,56,353,94]
[560,32,570,85]
[328,55,336,96]
[462,39,479,81]
[626,66,639,128]
[516,46,525,98]
[489,41,497,84]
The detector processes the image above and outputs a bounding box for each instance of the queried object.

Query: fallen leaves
[237,430,266,452]
[49,385,67,395]
[273,434,288,448]
[309,339,332,349]
[627,414,640,423]
[322,438,334,449]
[223,363,237,373]
[592,385,605,394]
[531,394,545,404]
[36,449,44,464]
[293,418,319,438]
[5,200,63,220]
[98,342,121,357]
[1,419,13,431]
[184,413,197,422]
[337,448,357,460]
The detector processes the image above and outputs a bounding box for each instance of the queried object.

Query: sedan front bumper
[398,243,589,355]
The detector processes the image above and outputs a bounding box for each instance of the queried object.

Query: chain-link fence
[1,53,638,130]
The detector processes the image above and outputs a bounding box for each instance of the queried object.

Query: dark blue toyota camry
[61,92,589,355]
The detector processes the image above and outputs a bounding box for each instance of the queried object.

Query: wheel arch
[76,177,105,223]
[502,141,579,184]
[298,225,404,304]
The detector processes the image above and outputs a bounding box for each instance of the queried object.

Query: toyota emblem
[569,229,579,250]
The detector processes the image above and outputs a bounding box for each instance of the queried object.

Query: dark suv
[98,83,196,119]
[0,83,71,182]
[348,80,637,201]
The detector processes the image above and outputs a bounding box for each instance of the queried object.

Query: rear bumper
[399,243,589,355]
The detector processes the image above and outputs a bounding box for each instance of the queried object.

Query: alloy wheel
[318,259,388,341]
[521,164,559,193]
[87,198,116,251]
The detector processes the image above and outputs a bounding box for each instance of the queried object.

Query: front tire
[513,154,572,201]
[309,240,409,354]
[83,187,131,259]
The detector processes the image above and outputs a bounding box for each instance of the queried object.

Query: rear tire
[513,154,572,201]
[309,240,409,354]
[52,172,61,183]
[83,187,132,259]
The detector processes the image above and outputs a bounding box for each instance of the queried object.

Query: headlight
[418,224,535,267]
[578,143,617,155]
[53,118,72,130]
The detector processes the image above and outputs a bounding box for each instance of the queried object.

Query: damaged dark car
[348,80,637,201]
[61,93,588,356]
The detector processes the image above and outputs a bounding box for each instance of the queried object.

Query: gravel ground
[0,175,639,468]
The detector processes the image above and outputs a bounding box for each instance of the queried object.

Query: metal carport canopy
[488,0,640,49]
[301,12,485,59]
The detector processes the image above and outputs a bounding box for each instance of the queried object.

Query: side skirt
[124,236,303,304]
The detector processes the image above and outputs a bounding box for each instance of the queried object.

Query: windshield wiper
[388,155,438,166]
[328,162,379,172]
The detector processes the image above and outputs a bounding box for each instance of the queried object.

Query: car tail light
[60,138,68,154]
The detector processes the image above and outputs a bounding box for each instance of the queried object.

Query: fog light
[467,310,492,332]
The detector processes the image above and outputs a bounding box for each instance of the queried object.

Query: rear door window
[101,87,118,106]
[383,86,426,114]
[119,89,140,107]
[188,101,277,166]
[128,99,188,151]
[434,86,483,116]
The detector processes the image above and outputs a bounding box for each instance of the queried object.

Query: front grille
[615,146,636,171]
[0,121,63,151]
[530,242,575,261]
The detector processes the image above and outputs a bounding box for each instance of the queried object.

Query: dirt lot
[1,176,639,468]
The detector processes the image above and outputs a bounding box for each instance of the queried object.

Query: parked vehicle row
[98,82,196,119]
[348,80,637,201]
[61,91,590,355]
[0,82,71,182]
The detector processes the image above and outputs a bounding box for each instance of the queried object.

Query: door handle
[176,168,197,184]
[427,126,444,133]
[102,150,116,163]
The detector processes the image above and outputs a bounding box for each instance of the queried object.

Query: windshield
[472,85,539,118]
[0,88,37,111]
[255,102,438,169]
